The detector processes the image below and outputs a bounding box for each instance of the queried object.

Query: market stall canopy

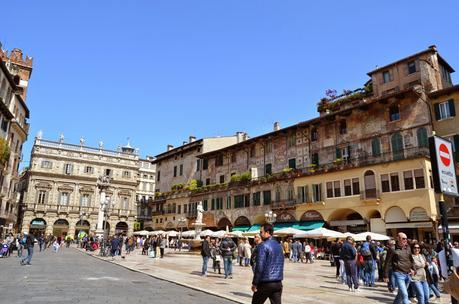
[133,230,150,236]
[228,231,243,238]
[149,230,165,236]
[167,230,178,237]
[353,232,390,241]
[200,229,215,237]
[294,228,344,239]
[274,227,306,236]
[181,230,196,238]
[211,230,227,238]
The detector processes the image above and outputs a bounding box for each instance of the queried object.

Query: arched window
[371,138,381,156]
[391,132,404,160]
[364,170,377,199]
[416,127,428,148]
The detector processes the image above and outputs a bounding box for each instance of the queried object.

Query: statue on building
[59,133,65,143]
[99,141,104,150]
[196,201,204,224]
[80,137,85,146]
[36,130,43,140]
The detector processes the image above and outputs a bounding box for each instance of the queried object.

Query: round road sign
[439,143,451,167]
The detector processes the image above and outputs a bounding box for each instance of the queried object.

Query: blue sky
[2,1,458,167]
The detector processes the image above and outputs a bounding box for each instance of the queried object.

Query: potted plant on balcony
[307,163,317,173]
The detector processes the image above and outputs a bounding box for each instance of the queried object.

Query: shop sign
[31,220,46,226]
[301,210,323,221]
[410,208,429,222]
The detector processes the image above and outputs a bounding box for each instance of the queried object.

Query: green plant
[171,183,185,191]
[240,171,252,182]
[187,179,199,191]
[0,138,10,167]
[230,174,241,183]
[282,167,293,173]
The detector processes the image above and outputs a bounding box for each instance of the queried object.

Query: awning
[248,224,261,232]
[247,221,324,233]
[232,225,251,232]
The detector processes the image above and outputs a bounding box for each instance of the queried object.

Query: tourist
[159,236,166,258]
[411,243,430,304]
[238,239,245,266]
[331,239,342,278]
[282,239,290,259]
[200,235,211,276]
[384,232,414,304]
[291,240,300,263]
[361,235,377,287]
[251,223,284,304]
[16,234,23,258]
[244,238,252,267]
[219,234,236,279]
[20,232,35,266]
[308,242,315,263]
[210,239,222,274]
[304,242,312,263]
[427,257,441,300]
[340,236,359,292]
[250,234,262,273]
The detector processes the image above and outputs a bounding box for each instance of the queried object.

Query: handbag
[444,268,459,301]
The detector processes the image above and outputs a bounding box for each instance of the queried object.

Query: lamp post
[265,210,277,225]
[178,217,186,240]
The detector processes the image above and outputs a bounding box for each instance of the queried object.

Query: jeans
[17,245,23,257]
[223,256,233,277]
[292,251,298,262]
[393,271,412,304]
[430,283,441,298]
[344,260,359,289]
[252,281,282,304]
[412,280,429,304]
[22,246,34,265]
[364,259,375,286]
[202,256,209,275]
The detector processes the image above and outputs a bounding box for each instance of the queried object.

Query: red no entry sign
[439,143,451,167]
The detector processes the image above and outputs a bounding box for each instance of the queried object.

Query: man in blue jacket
[251,223,284,304]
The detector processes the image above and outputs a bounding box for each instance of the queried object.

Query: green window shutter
[434,103,441,120]
[318,183,322,201]
[417,128,428,148]
[449,99,456,117]
[347,145,352,158]
[372,138,381,156]
[312,185,317,202]
[336,147,342,159]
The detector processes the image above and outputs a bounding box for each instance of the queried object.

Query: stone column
[96,189,106,237]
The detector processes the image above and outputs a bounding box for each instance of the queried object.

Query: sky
[2,1,459,168]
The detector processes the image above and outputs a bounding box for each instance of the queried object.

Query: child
[428,257,441,299]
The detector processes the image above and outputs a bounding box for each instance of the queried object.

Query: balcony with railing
[360,189,381,204]
[271,199,298,210]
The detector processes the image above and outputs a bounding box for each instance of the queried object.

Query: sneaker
[25,263,31,266]
[229,275,233,279]
[349,287,353,292]
[354,288,361,293]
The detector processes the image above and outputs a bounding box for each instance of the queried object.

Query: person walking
[251,223,284,304]
[210,239,222,274]
[384,232,415,304]
[331,239,342,278]
[340,236,359,292]
[238,240,245,266]
[159,236,166,258]
[411,243,430,304]
[220,234,236,279]
[291,240,300,263]
[361,235,377,287]
[250,234,263,274]
[201,235,211,276]
[20,232,35,266]
[244,238,252,267]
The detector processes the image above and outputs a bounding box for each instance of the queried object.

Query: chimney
[274,122,280,131]
[183,141,188,145]
[189,136,196,143]
[236,132,247,143]
[167,144,174,151]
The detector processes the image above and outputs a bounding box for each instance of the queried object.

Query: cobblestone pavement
[80,247,452,304]
[0,247,236,304]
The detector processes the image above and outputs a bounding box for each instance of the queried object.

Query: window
[435,100,456,120]
[219,175,225,184]
[390,173,400,191]
[344,179,352,196]
[184,204,187,214]
[203,159,208,170]
[417,128,428,148]
[250,146,256,157]
[382,70,393,83]
[364,170,377,198]
[339,121,347,135]
[414,169,425,189]
[391,132,404,160]
[381,174,390,192]
[104,169,112,177]
[352,178,360,195]
[157,171,161,181]
[371,138,381,157]
[275,188,281,202]
[265,163,272,175]
[297,186,307,203]
[389,104,400,121]
[177,205,181,214]
[216,154,224,166]
[123,171,131,178]
[205,178,210,186]
[334,181,341,197]
[227,196,232,209]
[196,159,201,171]
[263,191,271,205]
[234,195,245,208]
[253,192,261,206]
[64,163,73,175]
[59,192,69,205]
[287,133,296,148]
[38,190,47,204]
[407,61,417,74]
[0,118,8,132]
[123,198,129,209]
[84,166,93,174]
[41,160,53,169]
[179,164,183,176]
[288,158,296,169]
[173,166,177,177]
[311,128,318,141]
[231,153,236,163]
[312,184,322,202]
[403,171,414,190]
[203,200,208,211]
[326,182,333,198]
[311,152,319,166]
[265,142,273,153]
[216,197,224,210]
[80,194,90,206]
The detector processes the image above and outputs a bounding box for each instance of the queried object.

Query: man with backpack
[361,235,377,287]
[20,232,35,266]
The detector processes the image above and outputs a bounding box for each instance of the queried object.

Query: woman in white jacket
[243,239,252,267]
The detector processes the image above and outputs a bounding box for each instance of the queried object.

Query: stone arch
[234,216,251,227]
[165,222,175,230]
[53,219,70,237]
[217,217,232,230]
[115,221,129,235]
[363,170,377,198]
[328,208,364,222]
[409,207,430,222]
[300,210,324,222]
[367,210,382,219]
[385,206,407,223]
[29,218,47,235]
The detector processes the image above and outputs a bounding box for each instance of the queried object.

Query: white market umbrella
[354,232,390,242]
[200,229,215,237]
[149,230,165,236]
[133,230,149,236]
[167,230,178,237]
[328,232,356,241]
[294,228,344,239]
[181,230,196,238]
[274,227,305,236]
[228,230,243,238]
[211,230,227,238]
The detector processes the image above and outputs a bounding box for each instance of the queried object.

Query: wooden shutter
[449,99,456,117]
[305,185,309,202]
[434,103,441,120]
[336,147,342,159]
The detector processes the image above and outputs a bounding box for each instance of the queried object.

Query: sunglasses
[414,247,420,249]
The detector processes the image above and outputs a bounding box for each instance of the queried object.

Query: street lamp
[178,217,186,239]
[265,210,277,225]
